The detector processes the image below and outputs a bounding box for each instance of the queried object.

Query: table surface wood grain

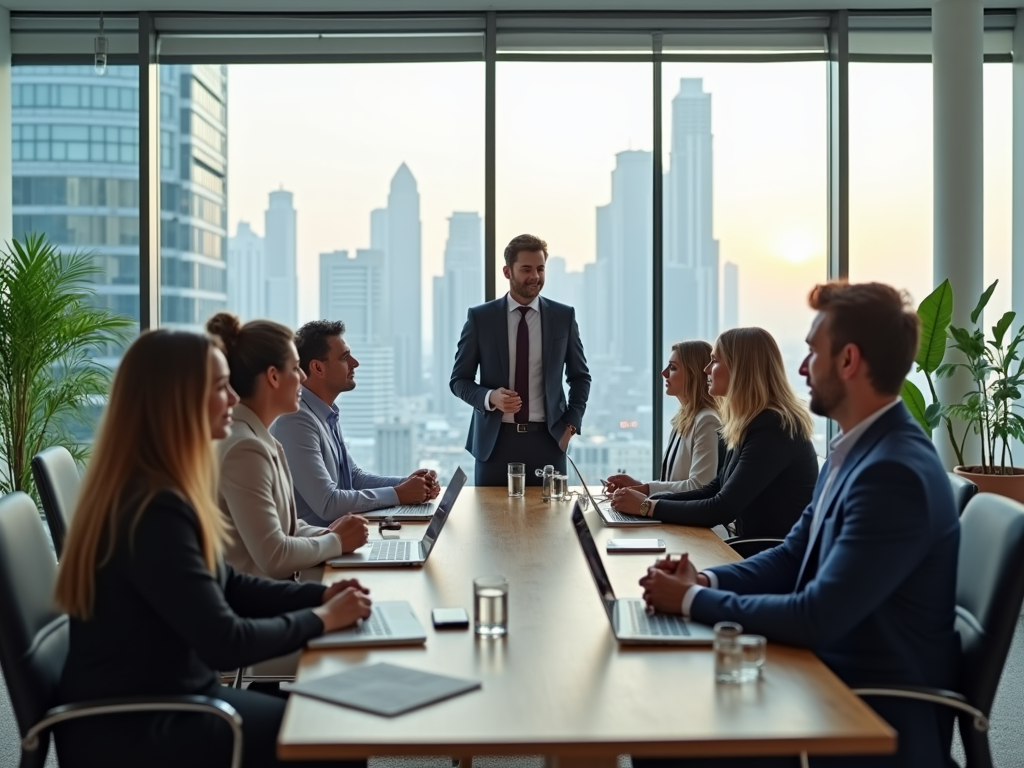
[278,486,895,762]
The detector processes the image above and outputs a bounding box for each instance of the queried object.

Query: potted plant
[0,233,134,500]
[902,279,1024,502]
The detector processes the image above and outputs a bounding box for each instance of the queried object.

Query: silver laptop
[571,502,715,645]
[307,601,427,648]
[327,467,466,568]
[566,454,659,528]
[361,474,457,522]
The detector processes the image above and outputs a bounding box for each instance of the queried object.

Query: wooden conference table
[278,486,895,766]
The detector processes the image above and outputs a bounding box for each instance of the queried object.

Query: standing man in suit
[273,320,439,524]
[450,234,591,486]
[637,282,960,768]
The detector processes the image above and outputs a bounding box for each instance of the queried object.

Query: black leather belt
[501,422,545,433]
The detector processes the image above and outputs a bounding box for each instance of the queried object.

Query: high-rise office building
[375,419,416,476]
[227,221,265,321]
[723,261,739,330]
[13,64,229,338]
[384,164,423,396]
[319,248,396,444]
[432,212,482,417]
[264,189,297,329]
[595,149,652,373]
[665,78,719,345]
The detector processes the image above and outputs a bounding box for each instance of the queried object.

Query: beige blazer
[647,407,722,495]
[217,403,343,580]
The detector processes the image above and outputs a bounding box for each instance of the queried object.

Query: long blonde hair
[669,340,718,438]
[715,327,814,451]
[55,330,228,619]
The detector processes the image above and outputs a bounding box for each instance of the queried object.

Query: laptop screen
[565,453,599,511]
[570,502,617,625]
[420,466,467,555]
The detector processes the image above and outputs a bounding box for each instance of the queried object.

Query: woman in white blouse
[206,312,370,581]
[605,340,721,500]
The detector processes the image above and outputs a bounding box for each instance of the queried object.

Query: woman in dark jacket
[53,329,369,768]
[612,327,819,538]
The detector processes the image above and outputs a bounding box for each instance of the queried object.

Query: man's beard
[511,275,543,298]
[808,366,844,418]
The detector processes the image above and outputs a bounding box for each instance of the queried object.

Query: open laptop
[571,502,715,645]
[565,453,659,528]
[307,601,427,648]
[327,467,466,568]
[361,472,457,522]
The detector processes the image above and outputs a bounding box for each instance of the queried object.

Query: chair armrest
[851,685,988,733]
[22,694,243,768]
[724,537,784,558]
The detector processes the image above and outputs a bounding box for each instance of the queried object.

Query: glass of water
[507,463,525,498]
[552,473,568,501]
[738,634,766,682]
[474,575,508,637]
[713,621,744,683]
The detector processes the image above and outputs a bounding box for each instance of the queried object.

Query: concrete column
[1014,12,1024,337]
[0,8,12,244]
[933,0,984,469]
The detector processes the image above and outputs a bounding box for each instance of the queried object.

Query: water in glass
[475,588,508,637]
[713,621,744,683]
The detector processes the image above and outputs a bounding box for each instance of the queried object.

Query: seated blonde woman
[605,340,721,496]
[207,312,369,581]
[612,327,819,539]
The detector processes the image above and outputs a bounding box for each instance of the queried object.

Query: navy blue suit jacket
[449,295,591,462]
[691,402,960,767]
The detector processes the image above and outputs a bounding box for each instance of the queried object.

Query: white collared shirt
[484,293,546,423]
[680,397,903,618]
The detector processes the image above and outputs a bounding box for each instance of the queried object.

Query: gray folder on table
[288,662,481,716]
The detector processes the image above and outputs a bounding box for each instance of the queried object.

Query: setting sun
[776,231,822,264]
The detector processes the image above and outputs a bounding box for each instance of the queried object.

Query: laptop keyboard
[368,540,414,561]
[630,601,691,637]
[356,610,392,637]
[604,504,650,523]
[381,504,434,517]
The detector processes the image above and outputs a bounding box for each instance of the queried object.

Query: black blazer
[59,491,326,703]
[449,295,591,461]
[649,409,819,538]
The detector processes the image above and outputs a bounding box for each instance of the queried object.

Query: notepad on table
[287,662,481,717]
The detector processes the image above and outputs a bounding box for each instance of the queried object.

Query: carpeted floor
[3,615,1023,768]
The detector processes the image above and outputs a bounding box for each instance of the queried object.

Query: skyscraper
[375,419,416,476]
[385,164,423,396]
[432,212,483,417]
[319,248,395,444]
[723,261,739,331]
[13,64,229,338]
[665,78,719,345]
[227,221,265,321]
[264,189,297,329]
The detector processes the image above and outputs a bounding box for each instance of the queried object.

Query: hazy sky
[225,61,1013,352]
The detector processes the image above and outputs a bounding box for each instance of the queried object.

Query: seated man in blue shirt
[272,320,439,524]
[638,282,960,768]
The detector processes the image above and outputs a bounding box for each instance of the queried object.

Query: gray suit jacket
[216,404,343,580]
[271,390,403,523]
[449,294,591,462]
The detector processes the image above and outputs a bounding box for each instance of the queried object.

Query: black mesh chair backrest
[947,472,979,517]
[31,446,81,559]
[0,492,68,768]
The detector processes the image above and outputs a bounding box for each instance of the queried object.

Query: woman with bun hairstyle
[611,327,818,539]
[604,340,721,498]
[54,329,368,768]
[206,312,369,581]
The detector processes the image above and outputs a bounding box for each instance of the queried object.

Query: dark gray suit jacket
[449,295,591,462]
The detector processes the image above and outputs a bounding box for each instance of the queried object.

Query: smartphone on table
[606,538,666,553]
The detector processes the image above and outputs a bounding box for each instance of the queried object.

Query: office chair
[948,471,978,517]
[724,536,784,559]
[852,492,1024,768]
[0,491,243,768]
[31,446,81,559]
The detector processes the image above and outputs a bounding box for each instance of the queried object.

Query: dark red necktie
[515,306,530,424]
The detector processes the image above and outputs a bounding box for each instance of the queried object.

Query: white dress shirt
[484,293,546,423]
[680,397,902,617]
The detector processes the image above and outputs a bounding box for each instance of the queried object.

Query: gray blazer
[216,404,343,580]
[271,390,403,523]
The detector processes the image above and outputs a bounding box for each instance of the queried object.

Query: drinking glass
[738,634,767,682]
[713,621,744,683]
[552,473,568,501]
[507,463,525,497]
[474,576,508,637]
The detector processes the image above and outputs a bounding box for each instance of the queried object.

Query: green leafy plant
[940,280,1024,474]
[0,233,134,497]
[902,278,1024,473]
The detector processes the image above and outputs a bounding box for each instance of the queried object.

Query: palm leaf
[915,279,954,374]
